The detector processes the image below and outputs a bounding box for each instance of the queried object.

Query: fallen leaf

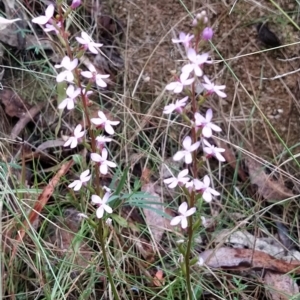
[246,157,294,201]
[141,181,165,245]
[10,101,46,139]
[46,208,93,270]
[264,271,299,300]
[0,89,30,118]
[10,160,73,264]
[199,247,300,274]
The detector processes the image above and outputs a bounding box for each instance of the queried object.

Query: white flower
[55,56,78,82]
[203,139,226,162]
[91,193,113,219]
[91,149,117,175]
[172,32,194,48]
[32,4,54,25]
[96,135,112,149]
[181,48,211,77]
[173,136,200,164]
[0,17,21,31]
[194,109,222,138]
[81,64,110,88]
[197,257,204,266]
[106,218,112,226]
[166,72,194,94]
[91,111,120,135]
[163,169,190,188]
[163,96,188,114]
[58,85,81,110]
[76,31,103,54]
[194,175,220,203]
[170,202,196,229]
[202,76,226,98]
[68,169,91,191]
[64,124,85,148]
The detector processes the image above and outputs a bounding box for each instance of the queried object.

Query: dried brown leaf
[0,89,30,118]
[264,271,299,300]
[200,247,300,274]
[246,157,294,201]
[141,182,166,245]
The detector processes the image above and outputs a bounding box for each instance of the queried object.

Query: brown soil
[104,0,300,176]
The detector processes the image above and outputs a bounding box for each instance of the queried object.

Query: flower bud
[71,0,81,9]
[202,27,213,40]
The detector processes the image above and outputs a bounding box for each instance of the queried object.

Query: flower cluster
[164,11,226,228]
[32,2,117,219]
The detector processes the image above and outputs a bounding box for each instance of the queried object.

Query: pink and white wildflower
[55,56,78,82]
[166,72,194,94]
[91,193,113,219]
[194,109,222,138]
[164,169,190,189]
[32,4,54,25]
[181,48,211,77]
[64,124,85,148]
[81,64,110,88]
[58,85,81,110]
[172,32,194,49]
[68,169,91,191]
[76,31,103,54]
[173,136,200,164]
[202,75,226,98]
[91,148,117,175]
[194,175,220,203]
[96,135,112,149]
[44,21,62,34]
[170,202,196,229]
[91,111,120,135]
[203,139,226,162]
[163,96,188,114]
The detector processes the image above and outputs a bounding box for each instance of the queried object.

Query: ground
[104,0,300,168]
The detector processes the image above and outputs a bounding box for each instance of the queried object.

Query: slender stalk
[96,221,120,300]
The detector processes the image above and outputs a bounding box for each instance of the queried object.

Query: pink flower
[55,56,78,82]
[32,4,54,25]
[181,48,211,77]
[91,193,113,219]
[173,136,200,164]
[166,72,194,94]
[203,139,225,162]
[170,202,196,229]
[81,64,110,88]
[164,169,190,188]
[91,111,119,135]
[202,76,226,98]
[172,32,194,48]
[202,27,214,40]
[44,21,62,34]
[194,109,222,138]
[76,32,103,54]
[58,85,81,110]
[68,169,91,191]
[91,149,117,175]
[163,96,188,114]
[64,124,85,148]
[194,175,220,202]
